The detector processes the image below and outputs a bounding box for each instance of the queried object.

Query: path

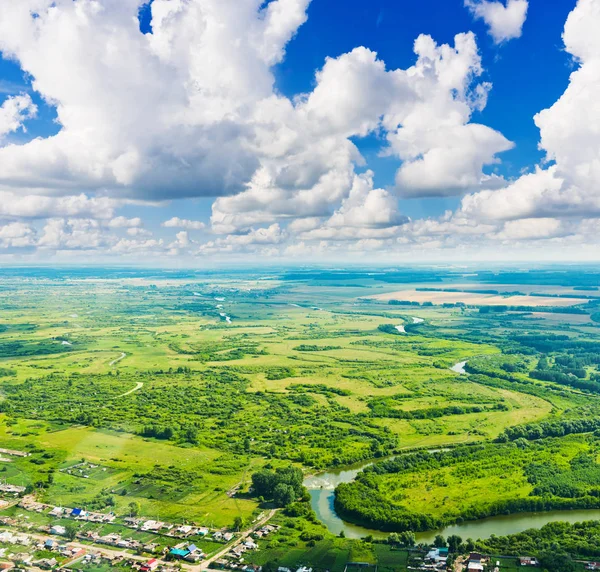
[117,382,144,398]
[195,509,277,571]
[109,352,127,366]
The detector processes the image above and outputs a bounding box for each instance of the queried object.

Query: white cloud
[38,219,107,250]
[465,0,528,44]
[0,221,36,248]
[0,192,119,220]
[197,223,285,254]
[0,93,37,138]
[162,217,205,230]
[108,216,143,228]
[496,218,564,240]
[459,0,600,223]
[126,227,152,237]
[0,0,312,199]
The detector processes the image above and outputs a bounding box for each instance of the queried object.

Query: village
[0,495,282,572]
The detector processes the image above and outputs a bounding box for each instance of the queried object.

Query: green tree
[273,483,296,507]
[233,516,243,531]
[65,522,78,541]
[539,551,576,572]
[399,531,416,547]
[433,535,447,548]
[447,535,462,553]
[128,501,141,517]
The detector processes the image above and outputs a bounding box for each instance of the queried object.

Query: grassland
[0,266,599,551]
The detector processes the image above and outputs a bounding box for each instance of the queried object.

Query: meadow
[1,266,600,564]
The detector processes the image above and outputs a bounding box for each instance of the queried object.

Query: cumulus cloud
[495,218,564,240]
[211,32,511,233]
[108,216,143,228]
[38,219,107,250]
[459,0,600,224]
[0,94,37,138]
[465,0,528,44]
[0,192,119,220]
[197,223,285,254]
[0,222,36,248]
[162,217,206,230]
[0,0,311,199]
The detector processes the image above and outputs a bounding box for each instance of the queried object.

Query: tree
[65,522,78,541]
[539,551,576,572]
[128,501,141,517]
[398,531,416,547]
[447,535,462,553]
[433,535,447,548]
[465,538,475,552]
[273,483,295,507]
[233,516,243,531]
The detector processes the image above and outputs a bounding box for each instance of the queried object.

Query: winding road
[195,509,277,571]
[117,382,144,398]
[109,352,127,366]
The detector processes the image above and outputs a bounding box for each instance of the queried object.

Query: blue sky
[0,0,597,263]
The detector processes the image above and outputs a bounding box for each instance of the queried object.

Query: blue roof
[71,508,83,516]
[188,544,198,553]
[170,549,190,557]
[45,539,55,547]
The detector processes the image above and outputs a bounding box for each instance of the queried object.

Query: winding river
[304,459,600,542]
[302,359,600,540]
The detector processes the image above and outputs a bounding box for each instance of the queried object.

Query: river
[304,457,600,542]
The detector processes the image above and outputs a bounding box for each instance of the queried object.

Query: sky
[0,0,598,265]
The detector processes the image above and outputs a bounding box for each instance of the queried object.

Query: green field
[1,266,600,568]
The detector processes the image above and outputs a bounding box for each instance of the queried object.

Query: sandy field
[368,290,588,307]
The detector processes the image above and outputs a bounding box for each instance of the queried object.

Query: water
[450,360,467,374]
[305,457,600,542]
[415,509,600,544]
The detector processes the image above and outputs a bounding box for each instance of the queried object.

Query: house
[0,532,14,543]
[213,532,223,540]
[44,539,56,550]
[185,552,203,563]
[426,548,447,564]
[49,507,63,517]
[0,562,14,570]
[141,520,164,532]
[71,507,85,517]
[140,558,159,572]
[50,525,66,536]
[468,563,484,572]
[169,548,190,560]
[188,544,200,554]
[586,563,600,571]
[519,557,539,566]
[198,527,209,536]
[244,540,258,550]
[224,532,235,541]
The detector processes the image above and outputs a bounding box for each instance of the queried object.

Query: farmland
[1,266,600,567]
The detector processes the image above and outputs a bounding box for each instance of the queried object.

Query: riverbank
[305,445,600,542]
